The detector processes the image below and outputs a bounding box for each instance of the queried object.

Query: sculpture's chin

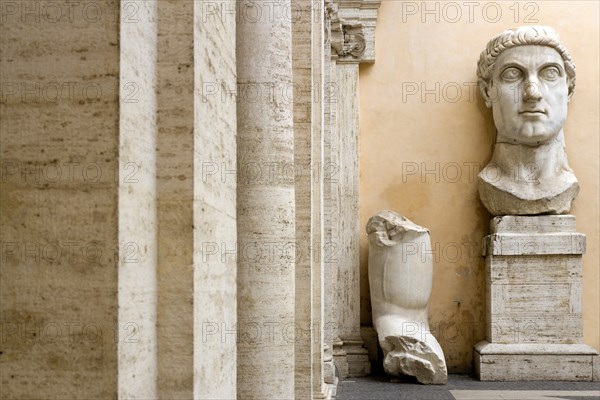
[497,131,559,146]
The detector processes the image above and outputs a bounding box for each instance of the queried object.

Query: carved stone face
[487,45,569,146]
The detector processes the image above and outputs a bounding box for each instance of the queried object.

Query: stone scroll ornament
[477,26,579,216]
[367,211,447,385]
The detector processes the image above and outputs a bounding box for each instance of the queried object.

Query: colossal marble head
[476,26,580,216]
[477,26,576,146]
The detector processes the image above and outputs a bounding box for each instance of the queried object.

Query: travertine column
[156,0,238,397]
[156,1,194,398]
[322,0,338,391]
[194,0,238,398]
[335,63,360,345]
[236,0,295,398]
[1,0,382,396]
[0,0,121,397]
[334,60,371,377]
[2,1,237,398]
[118,2,159,398]
[309,1,326,398]
[291,0,332,398]
[293,0,316,398]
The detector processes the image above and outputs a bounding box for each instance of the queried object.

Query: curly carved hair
[477,26,576,97]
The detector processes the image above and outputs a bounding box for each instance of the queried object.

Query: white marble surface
[367,210,447,384]
[477,26,579,216]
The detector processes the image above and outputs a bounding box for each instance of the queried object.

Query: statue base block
[343,340,371,377]
[333,339,371,378]
[475,215,599,381]
[475,341,599,381]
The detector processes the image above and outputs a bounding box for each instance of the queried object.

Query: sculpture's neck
[490,130,571,183]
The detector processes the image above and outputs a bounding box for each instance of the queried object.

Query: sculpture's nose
[523,79,543,102]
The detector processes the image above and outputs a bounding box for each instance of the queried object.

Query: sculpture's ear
[478,81,493,108]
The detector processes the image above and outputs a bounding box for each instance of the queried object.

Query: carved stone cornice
[327,0,381,63]
[330,18,366,62]
[338,23,366,58]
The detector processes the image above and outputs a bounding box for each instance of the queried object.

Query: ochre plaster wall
[359,1,599,372]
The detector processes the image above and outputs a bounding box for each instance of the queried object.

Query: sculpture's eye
[500,67,522,82]
[540,66,560,81]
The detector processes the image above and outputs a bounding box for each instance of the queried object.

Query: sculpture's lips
[519,110,546,116]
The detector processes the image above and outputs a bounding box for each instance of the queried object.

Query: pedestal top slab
[483,232,586,256]
[484,215,585,256]
[475,341,599,355]
[491,215,577,234]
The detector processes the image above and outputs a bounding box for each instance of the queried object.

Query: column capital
[326,0,381,63]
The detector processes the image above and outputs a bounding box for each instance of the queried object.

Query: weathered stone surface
[236,1,295,398]
[478,167,579,216]
[475,342,599,354]
[475,341,599,381]
[118,2,159,398]
[332,50,371,379]
[483,217,585,346]
[477,215,599,381]
[491,215,577,233]
[487,314,583,345]
[291,1,329,397]
[344,340,372,377]
[335,62,363,345]
[1,0,137,397]
[367,210,447,384]
[193,0,238,398]
[326,1,382,381]
[485,216,586,255]
[1,0,386,397]
[483,233,586,256]
[476,26,580,216]
[381,335,447,385]
[155,1,194,398]
[482,216,586,347]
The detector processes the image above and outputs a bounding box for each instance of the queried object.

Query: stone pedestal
[332,337,371,378]
[475,215,599,381]
[341,339,372,377]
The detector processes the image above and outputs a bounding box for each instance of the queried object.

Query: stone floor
[336,374,600,400]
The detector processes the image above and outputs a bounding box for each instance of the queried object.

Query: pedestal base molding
[333,340,371,378]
